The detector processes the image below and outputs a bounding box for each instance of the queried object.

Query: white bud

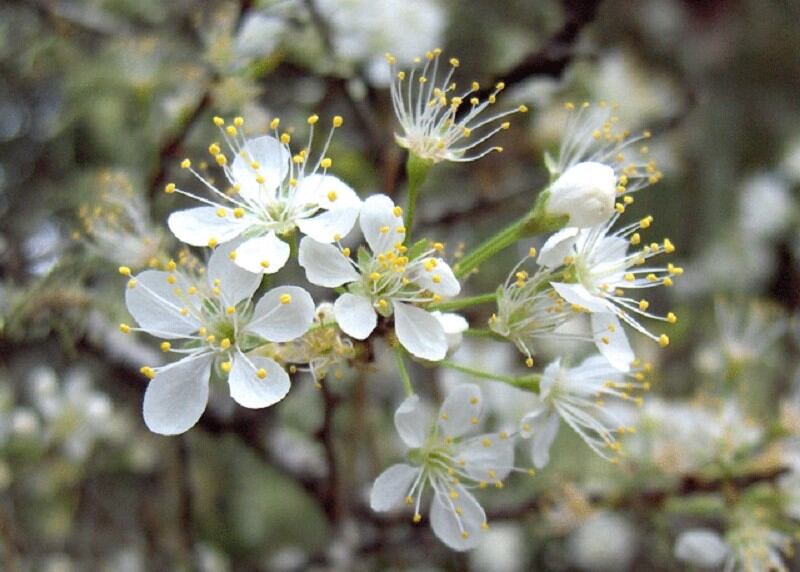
[546,161,616,227]
[674,529,729,568]
[432,311,469,353]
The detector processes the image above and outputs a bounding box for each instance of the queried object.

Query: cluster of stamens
[387,49,528,163]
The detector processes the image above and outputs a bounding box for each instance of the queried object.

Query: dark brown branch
[316,382,343,522]
[478,0,604,98]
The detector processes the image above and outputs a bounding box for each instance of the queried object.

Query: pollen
[140,366,155,379]
[256,368,267,379]
[327,191,338,202]
[658,334,670,347]
[280,294,292,304]
[164,183,176,194]
[160,341,171,352]
[221,361,232,373]
[119,323,131,334]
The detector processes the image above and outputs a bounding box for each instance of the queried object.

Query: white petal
[333,293,377,340]
[529,411,560,469]
[359,194,404,255]
[142,355,212,435]
[206,240,262,305]
[298,236,359,287]
[167,206,248,247]
[369,463,420,512]
[674,529,729,568]
[231,135,288,202]
[437,383,483,438]
[433,311,469,352]
[297,206,361,244]
[430,486,486,551]
[232,233,290,274]
[228,353,290,409]
[551,282,612,313]
[413,258,461,297]
[394,394,433,448]
[393,302,447,361]
[247,286,315,342]
[125,270,201,338]
[457,433,515,482]
[546,162,616,227]
[592,313,634,372]
[537,227,580,268]
[292,174,361,209]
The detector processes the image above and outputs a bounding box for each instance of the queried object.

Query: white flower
[315,0,446,86]
[369,385,517,551]
[489,248,586,368]
[387,50,528,163]
[553,101,662,199]
[738,173,794,240]
[674,529,730,569]
[520,355,648,468]
[121,241,315,434]
[676,524,792,572]
[545,161,618,227]
[77,171,166,269]
[166,115,361,274]
[568,512,638,571]
[537,214,682,369]
[298,194,460,361]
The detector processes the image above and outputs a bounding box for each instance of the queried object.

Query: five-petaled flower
[387,49,527,164]
[536,213,681,370]
[121,241,315,434]
[520,355,648,467]
[298,194,460,361]
[370,385,518,551]
[166,115,361,274]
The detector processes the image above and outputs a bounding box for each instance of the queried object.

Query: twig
[317,382,343,522]
[477,0,605,99]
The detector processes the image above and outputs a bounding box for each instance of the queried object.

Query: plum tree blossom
[166,115,361,274]
[369,385,518,550]
[520,355,649,467]
[298,194,460,361]
[120,241,315,434]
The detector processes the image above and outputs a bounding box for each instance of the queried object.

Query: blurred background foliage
[1,0,800,570]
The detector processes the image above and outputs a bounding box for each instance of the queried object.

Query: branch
[478,0,604,98]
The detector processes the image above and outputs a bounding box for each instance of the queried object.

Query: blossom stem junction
[403,153,434,242]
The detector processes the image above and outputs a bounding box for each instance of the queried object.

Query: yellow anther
[342,247,351,257]
[307,114,319,125]
[378,299,389,310]
[216,208,227,218]
[213,116,224,126]
[369,272,382,282]
[226,306,236,315]
[220,338,231,350]
[215,154,227,166]
[260,260,270,268]
[449,57,460,67]
[225,126,237,136]
[233,116,244,127]
[270,118,280,130]
[659,334,670,347]
[327,191,338,202]
[180,307,189,316]
[160,341,171,352]
[630,233,641,245]
[640,216,653,229]
[624,273,635,282]
[412,513,422,523]
[667,312,677,324]
[256,368,267,379]
[501,121,510,130]
[207,238,218,248]
[221,361,232,373]
[164,182,176,195]
[180,159,191,169]
[208,143,221,155]
[320,158,332,169]
[166,274,177,285]
[396,226,406,234]
[140,366,155,379]
[663,277,674,287]
[332,115,343,128]
[118,266,132,276]
[119,323,131,334]
[392,206,403,217]
[518,104,529,112]
[280,294,292,304]
[481,438,492,448]
[663,238,675,253]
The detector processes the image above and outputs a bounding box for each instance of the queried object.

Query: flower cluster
[112,51,684,551]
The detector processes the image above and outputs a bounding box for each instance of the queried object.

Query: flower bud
[546,161,616,227]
